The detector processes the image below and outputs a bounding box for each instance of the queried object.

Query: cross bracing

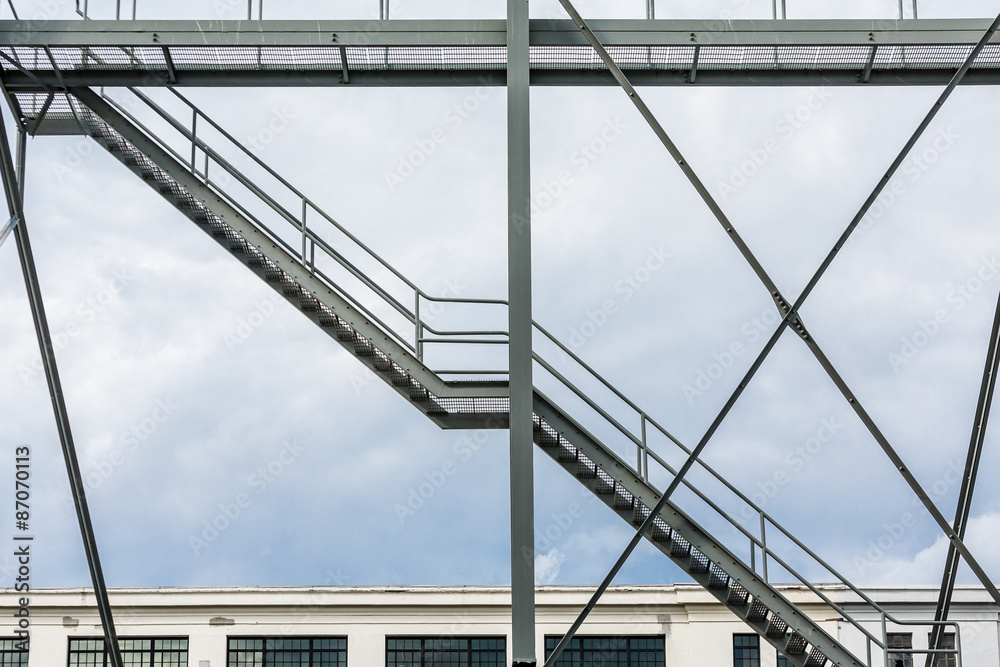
[1,5,999,667]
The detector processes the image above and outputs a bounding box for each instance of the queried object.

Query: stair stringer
[72,87,509,430]
[533,392,865,667]
[62,87,866,667]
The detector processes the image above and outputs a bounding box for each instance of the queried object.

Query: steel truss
[2,8,1000,667]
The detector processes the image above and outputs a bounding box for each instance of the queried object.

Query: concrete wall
[0,585,996,667]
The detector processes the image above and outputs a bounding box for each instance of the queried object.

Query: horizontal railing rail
[87,86,509,376]
[531,319,961,665]
[68,0,924,21]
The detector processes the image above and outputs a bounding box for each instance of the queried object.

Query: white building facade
[1,585,997,667]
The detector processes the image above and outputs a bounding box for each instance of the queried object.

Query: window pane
[887,633,913,667]
[543,636,664,667]
[929,633,957,667]
[0,639,29,667]
[733,635,760,667]
[387,637,505,667]
[67,638,188,667]
[227,638,346,667]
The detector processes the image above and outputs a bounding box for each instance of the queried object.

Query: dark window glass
[68,639,188,667]
[887,633,913,667]
[927,632,956,667]
[544,636,664,667]
[227,638,346,667]
[733,635,760,667]
[387,637,505,666]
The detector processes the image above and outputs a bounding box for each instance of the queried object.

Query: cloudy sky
[1,0,999,597]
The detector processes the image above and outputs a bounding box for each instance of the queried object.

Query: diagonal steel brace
[546,3,1000,663]
[0,107,125,667]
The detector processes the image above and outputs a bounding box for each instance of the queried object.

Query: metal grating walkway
[2,19,1000,88]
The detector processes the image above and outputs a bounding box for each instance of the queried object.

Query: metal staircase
[7,85,961,667]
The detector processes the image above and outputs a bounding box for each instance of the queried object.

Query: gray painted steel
[4,18,1000,91]
[507,1,535,664]
[0,114,125,667]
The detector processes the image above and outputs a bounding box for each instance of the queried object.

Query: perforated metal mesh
[13,91,75,119]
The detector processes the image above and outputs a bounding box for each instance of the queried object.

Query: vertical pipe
[115,0,120,20]
[898,0,904,19]
[508,0,535,664]
[781,0,786,19]
[913,0,918,19]
[772,0,777,20]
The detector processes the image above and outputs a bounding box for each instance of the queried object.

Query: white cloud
[855,512,1000,585]
[535,548,567,585]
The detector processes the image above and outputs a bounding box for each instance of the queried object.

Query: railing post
[415,293,423,361]
[759,513,769,582]
[640,415,648,482]
[882,615,889,667]
[300,210,308,268]
[190,110,198,173]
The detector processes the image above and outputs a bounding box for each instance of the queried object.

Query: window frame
[385,636,506,667]
[226,637,348,667]
[887,633,913,667]
[67,638,189,667]
[733,634,760,667]
[0,639,28,667]
[926,632,957,667]
[542,635,665,667]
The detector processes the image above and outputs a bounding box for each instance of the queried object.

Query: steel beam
[2,18,999,48]
[507,1,535,665]
[0,107,124,667]
[3,18,1000,90]
[926,286,1000,667]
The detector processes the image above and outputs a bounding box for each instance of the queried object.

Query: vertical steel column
[0,123,124,667]
[508,0,535,665]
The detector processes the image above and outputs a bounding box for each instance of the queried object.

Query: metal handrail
[531,318,965,660]
[100,87,508,368]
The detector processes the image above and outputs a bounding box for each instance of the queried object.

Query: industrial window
[544,636,665,666]
[776,653,794,667]
[0,640,28,667]
[227,638,347,667]
[386,637,505,667]
[927,633,956,667]
[887,633,913,667]
[733,635,760,667]
[68,638,188,667]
